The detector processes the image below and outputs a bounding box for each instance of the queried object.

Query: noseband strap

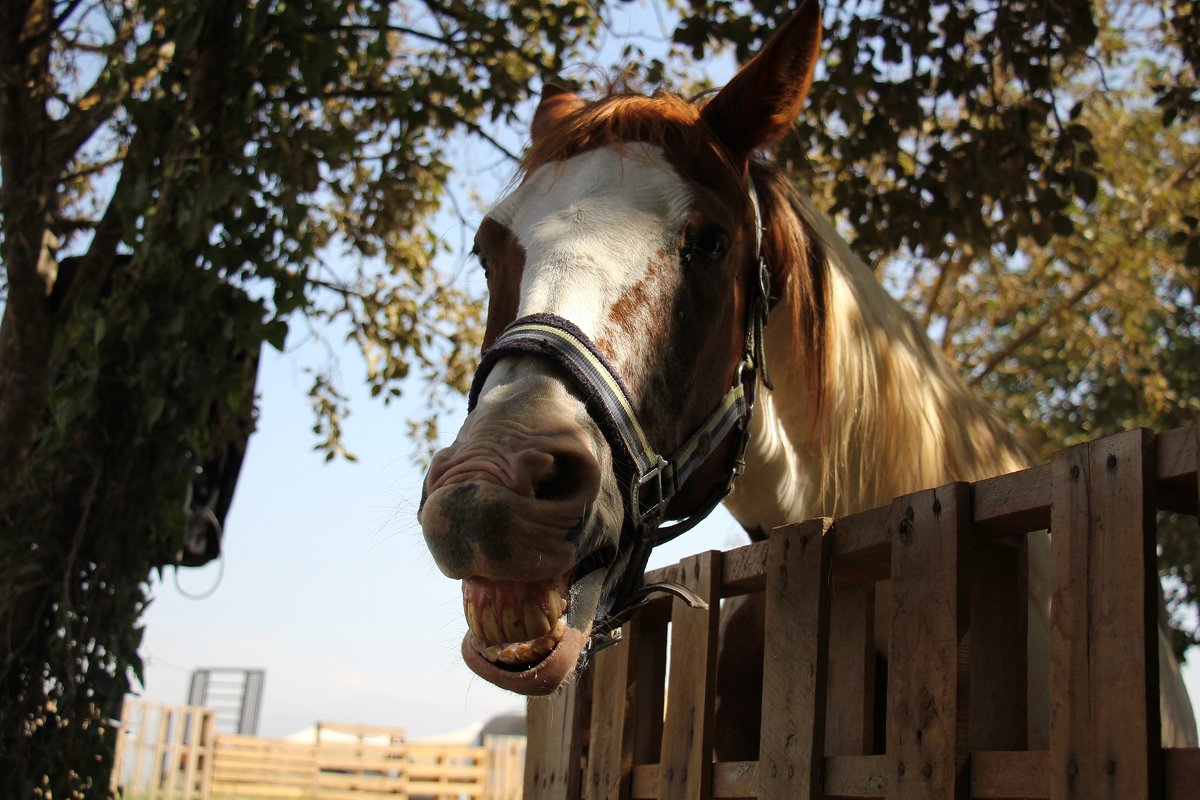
[468,313,748,529]
[467,179,772,656]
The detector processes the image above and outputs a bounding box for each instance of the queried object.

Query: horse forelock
[519,92,728,178]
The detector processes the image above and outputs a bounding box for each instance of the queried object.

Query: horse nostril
[533,454,581,501]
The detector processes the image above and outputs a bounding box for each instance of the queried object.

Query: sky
[130,0,1200,743]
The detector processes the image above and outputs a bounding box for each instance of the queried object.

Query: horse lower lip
[460,622,590,695]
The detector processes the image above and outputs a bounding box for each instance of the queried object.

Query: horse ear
[531,84,585,143]
[700,0,822,162]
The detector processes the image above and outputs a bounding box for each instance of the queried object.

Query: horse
[417,0,1197,752]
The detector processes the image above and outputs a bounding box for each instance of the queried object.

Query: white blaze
[488,144,694,343]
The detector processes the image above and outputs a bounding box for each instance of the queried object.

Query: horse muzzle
[419,366,624,693]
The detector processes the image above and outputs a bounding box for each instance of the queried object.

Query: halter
[467,179,772,655]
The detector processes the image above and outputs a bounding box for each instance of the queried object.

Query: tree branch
[49,20,168,171]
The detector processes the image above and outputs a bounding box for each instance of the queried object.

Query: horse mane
[761,172,1034,515]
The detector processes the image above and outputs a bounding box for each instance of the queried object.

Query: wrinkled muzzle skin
[419,356,626,694]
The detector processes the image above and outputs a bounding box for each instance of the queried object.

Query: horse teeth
[466,604,483,640]
[482,605,504,644]
[551,617,566,639]
[524,600,552,636]
[483,644,502,662]
[502,605,525,642]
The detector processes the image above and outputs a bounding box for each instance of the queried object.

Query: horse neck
[724,191,1031,532]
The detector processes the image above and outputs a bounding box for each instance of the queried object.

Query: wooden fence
[111,701,525,799]
[523,424,1200,799]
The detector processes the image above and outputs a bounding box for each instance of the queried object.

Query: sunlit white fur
[475,146,693,405]
[491,147,691,335]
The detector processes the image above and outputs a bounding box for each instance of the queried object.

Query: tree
[0,1,601,794]
[666,0,1199,646]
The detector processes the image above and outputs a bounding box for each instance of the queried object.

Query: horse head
[419,2,822,695]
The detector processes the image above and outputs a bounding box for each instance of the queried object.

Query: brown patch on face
[604,246,675,344]
[475,217,526,348]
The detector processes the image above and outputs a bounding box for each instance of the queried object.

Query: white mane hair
[726,179,1032,530]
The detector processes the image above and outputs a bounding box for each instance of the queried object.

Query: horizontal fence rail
[524,423,1200,799]
[112,702,525,800]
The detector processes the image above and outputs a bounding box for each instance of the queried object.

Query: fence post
[1050,429,1161,799]
[656,550,721,800]
[757,519,833,800]
[886,483,971,799]
[524,666,590,799]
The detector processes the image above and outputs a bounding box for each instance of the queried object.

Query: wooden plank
[179,706,204,800]
[149,703,171,800]
[586,621,634,800]
[1049,430,1162,800]
[825,582,876,756]
[721,539,769,595]
[824,754,887,797]
[712,761,756,797]
[1165,747,1200,799]
[831,506,891,587]
[524,671,589,800]
[1155,424,1196,481]
[197,706,216,799]
[886,483,971,800]
[630,764,656,798]
[970,750,1049,798]
[969,540,1028,750]
[657,550,721,800]
[972,464,1052,535]
[757,520,832,800]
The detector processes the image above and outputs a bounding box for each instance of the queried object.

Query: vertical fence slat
[196,708,216,799]
[149,703,171,800]
[757,520,832,800]
[887,483,971,800]
[131,701,150,792]
[587,621,635,800]
[525,668,590,800]
[1050,429,1161,800]
[657,550,721,800]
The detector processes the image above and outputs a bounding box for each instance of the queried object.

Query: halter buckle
[636,456,670,524]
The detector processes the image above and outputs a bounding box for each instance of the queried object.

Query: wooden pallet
[523,425,1200,799]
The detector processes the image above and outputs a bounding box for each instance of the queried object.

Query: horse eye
[684,227,729,265]
[471,246,490,277]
